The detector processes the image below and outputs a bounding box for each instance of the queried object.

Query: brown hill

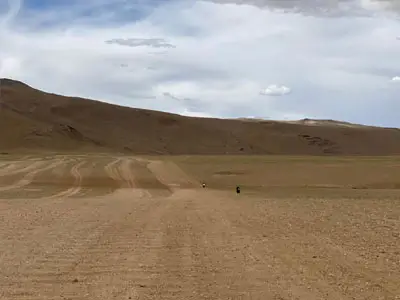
[1,78,400,155]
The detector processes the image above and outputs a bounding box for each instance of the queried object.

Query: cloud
[179,109,214,118]
[203,0,400,16]
[105,38,176,48]
[0,0,22,28]
[1,0,400,127]
[260,84,291,96]
[162,92,181,100]
[162,91,207,114]
[391,76,400,81]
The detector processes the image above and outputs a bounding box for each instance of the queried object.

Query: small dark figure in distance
[202,183,206,188]
[236,186,240,194]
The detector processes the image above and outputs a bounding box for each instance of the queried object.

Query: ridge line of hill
[1,78,400,155]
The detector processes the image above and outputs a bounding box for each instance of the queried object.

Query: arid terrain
[2,78,400,155]
[0,153,399,299]
[0,78,399,298]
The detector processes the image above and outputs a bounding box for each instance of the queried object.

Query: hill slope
[1,78,400,155]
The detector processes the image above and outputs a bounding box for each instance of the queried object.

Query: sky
[1,0,400,126]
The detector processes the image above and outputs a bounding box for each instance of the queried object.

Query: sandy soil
[0,154,399,299]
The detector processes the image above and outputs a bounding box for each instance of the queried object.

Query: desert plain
[0,153,399,299]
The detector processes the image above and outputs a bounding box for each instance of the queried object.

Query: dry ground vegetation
[0,153,399,300]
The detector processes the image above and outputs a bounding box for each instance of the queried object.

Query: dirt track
[0,155,399,299]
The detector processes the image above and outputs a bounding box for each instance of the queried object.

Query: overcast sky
[1,0,400,126]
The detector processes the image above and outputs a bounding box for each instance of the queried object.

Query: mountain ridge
[1,78,400,155]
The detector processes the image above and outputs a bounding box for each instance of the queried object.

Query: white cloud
[205,0,400,16]
[179,109,214,118]
[260,84,291,96]
[0,0,400,127]
[391,76,400,81]
[105,38,176,48]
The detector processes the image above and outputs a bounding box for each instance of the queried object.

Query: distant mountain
[1,78,400,155]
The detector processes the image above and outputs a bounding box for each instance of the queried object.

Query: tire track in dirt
[0,189,161,300]
[144,189,345,299]
[104,157,172,196]
[44,160,85,199]
[56,190,161,299]
[119,158,136,188]
[105,157,152,195]
[118,157,155,198]
[1,154,398,299]
[104,157,123,183]
[0,162,12,170]
[0,160,45,177]
[125,158,170,197]
[71,158,119,198]
[154,190,278,299]
[5,158,82,200]
[104,156,141,193]
[137,194,200,299]
[0,158,67,193]
[146,159,199,191]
